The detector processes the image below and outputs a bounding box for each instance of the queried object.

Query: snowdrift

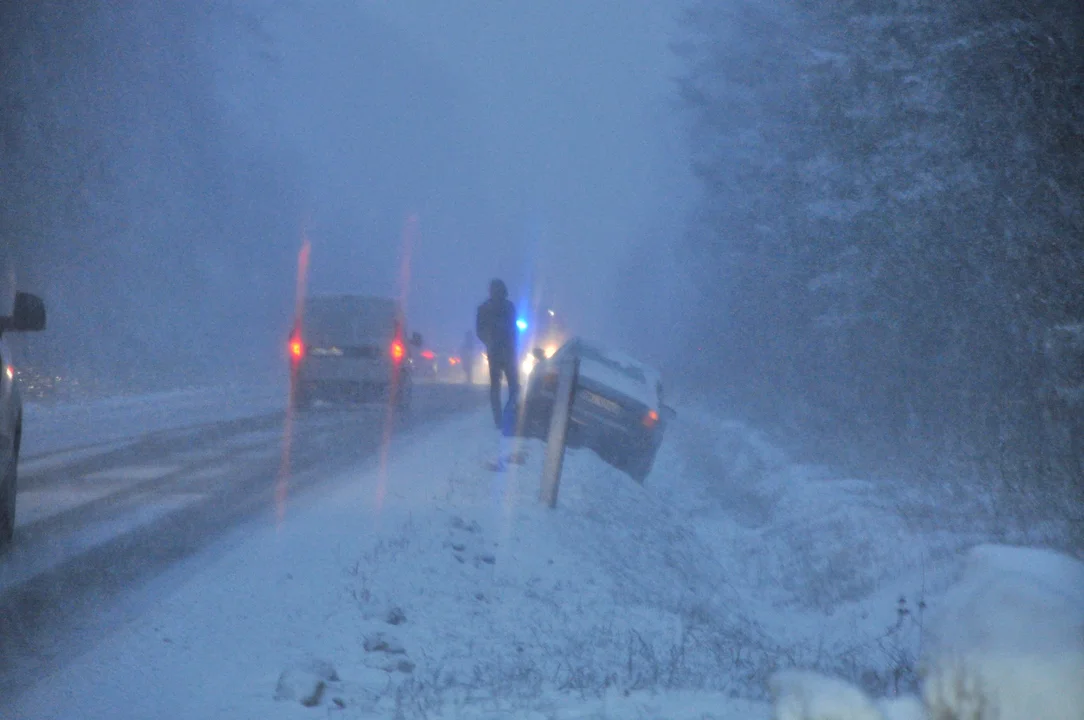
[769,544,1084,720]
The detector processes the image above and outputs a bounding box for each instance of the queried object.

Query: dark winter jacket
[476,297,517,362]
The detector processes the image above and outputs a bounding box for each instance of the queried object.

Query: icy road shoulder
[9,406,1081,719]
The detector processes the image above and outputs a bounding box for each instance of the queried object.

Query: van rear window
[304,299,398,344]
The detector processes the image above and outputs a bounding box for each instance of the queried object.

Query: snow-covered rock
[273,658,340,706]
[768,670,926,720]
[363,631,407,654]
[921,544,1084,720]
[876,696,926,720]
[768,670,887,720]
[768,544,1084,720]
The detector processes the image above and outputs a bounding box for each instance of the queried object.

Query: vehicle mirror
[532,347,545,361]
[12,292,46,331]
[661,405,677,422]
[410,332,423,347]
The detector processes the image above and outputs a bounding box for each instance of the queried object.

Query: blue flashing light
[516,318,528,332]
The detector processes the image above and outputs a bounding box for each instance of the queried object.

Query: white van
[288,294,421,410]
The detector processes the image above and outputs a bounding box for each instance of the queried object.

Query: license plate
[582,391,621,414]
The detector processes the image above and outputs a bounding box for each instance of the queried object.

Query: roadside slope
[11,402,1077,718]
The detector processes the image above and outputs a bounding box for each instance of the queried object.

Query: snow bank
[402,689,768,719]
[11,398,1080,720]
[768,544,1084,720]
[656,407,960,692]
[921,544,1084,720]
[769,670,924,720]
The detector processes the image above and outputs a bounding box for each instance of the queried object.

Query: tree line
[0,1,304,392]
[676,0,1083,529]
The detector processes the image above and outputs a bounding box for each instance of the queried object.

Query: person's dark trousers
[488,355,520,429]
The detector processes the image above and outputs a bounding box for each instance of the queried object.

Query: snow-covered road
[5,395,1079,719]
[0,382,487,704]
[19,382,290,462]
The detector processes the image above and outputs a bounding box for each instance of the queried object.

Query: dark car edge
[0,291,47,549]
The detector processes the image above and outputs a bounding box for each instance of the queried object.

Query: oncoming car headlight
[521,354,538,377]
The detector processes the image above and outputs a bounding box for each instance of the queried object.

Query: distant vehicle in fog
[519,337,675,483]
[413,349,466,384]
[288,294,421,411]
[414,348,440,380]
[1,291,47,548]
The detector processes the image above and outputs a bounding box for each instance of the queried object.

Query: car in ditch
[1,291,47,548]
[519,337,674,483]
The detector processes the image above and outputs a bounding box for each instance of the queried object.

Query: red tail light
[642,410,659,429]
[289,337,304,361]
[390,340,405,363]
[420,350,435,360]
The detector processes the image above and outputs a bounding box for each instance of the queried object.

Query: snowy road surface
[18,382,293,460]
[0,382,486,704]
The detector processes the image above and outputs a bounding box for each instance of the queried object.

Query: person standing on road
[476,278,520,430]
[460,330,475,385]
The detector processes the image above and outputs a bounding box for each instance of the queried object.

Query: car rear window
[304,298,399,345]
[575,342,648,384]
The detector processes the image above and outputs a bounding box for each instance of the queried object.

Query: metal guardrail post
[539,355,579,508]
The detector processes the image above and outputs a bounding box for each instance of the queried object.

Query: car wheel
[626,446,657,485]
[1,427,20,547]
[522,394,552,439]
